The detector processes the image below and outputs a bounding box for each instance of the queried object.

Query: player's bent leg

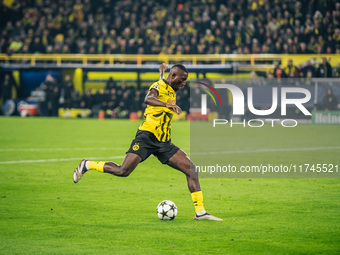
[104,153,141,177]
[166,149,200,192]
[167,149,223,221]
[72,153,141,183]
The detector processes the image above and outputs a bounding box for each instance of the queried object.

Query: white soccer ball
[157,200,178,220]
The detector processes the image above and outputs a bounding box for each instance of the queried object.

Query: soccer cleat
[194,213,223,221]
[73,159,88,183]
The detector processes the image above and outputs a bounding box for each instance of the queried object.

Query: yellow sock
[88,161,105,173]
[191,191,205,213]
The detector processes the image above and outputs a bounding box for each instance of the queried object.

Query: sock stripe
[191,191,205,213]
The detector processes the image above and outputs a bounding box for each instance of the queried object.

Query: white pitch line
[0,156,125,164]
[190,146,340,155]
[0,147,338,165]
[0,147,191,152]
[0,147,124,152]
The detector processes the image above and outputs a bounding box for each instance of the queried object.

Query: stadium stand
[0,0,340,118]
[1,0,339,55]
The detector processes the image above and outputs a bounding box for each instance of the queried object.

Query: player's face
[170,70,188,91]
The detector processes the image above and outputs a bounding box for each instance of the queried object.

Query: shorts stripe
[165,117,171,141]
[160,114,167,142]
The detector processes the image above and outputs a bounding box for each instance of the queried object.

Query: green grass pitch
[0,117,339,254]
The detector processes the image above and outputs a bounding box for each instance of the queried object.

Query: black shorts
[126,130,180,164]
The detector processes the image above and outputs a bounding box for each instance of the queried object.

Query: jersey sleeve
[149,81,161,93]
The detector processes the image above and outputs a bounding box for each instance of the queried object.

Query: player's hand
[165,103,182,114]
[159,63,168,72]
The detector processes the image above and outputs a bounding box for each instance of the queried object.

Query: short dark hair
[171,64,188,73]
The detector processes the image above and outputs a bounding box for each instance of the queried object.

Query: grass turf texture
[0,117,339,254]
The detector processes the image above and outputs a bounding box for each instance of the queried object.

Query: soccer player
[73,63,222,221]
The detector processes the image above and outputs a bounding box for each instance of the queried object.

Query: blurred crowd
[270,57,340,78]
[1,0,340,116]
[1,0,340,55]
[1,70,338,117]
[25,74,190,117]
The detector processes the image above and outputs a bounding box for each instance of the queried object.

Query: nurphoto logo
[200,83,312,128]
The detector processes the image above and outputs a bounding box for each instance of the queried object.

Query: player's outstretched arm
[159,63,167,80]
[165,103,182,114]
[144,89,182,114]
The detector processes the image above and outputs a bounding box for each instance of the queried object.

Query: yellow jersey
[139,79,176,142]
